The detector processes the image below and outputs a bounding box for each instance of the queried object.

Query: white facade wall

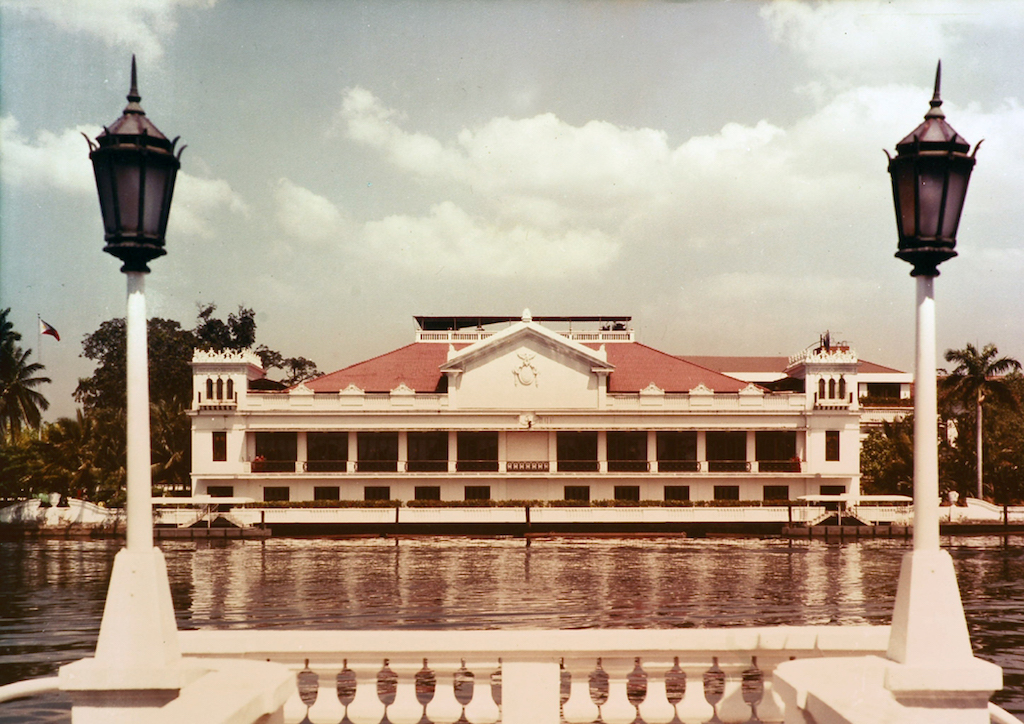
[189,325,863,504]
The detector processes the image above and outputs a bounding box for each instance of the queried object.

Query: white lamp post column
[125,271,153,551]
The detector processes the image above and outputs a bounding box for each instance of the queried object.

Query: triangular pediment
[440,321,613,373]
[289,381,314,396]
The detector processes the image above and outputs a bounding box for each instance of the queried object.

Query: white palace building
[188,312,910,505]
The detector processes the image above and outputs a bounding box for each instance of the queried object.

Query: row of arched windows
[818,376,846,400]
[205,377,235,401]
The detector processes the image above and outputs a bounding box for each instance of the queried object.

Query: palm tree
[942,343,1022,499]
[1,343,51,442]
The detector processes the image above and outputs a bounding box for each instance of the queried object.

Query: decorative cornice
[191,349,263,367]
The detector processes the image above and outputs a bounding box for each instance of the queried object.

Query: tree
[0,310,51,441]
[194,304,256,351]
[860,416,914,495]
[75,317,197,411]
[942,343,1022,499]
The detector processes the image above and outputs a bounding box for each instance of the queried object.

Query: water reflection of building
[189,313,909,504]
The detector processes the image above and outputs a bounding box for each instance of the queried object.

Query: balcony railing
[305,460,348,473]
[658,460,701,473]
[607,460,650,473]
[506,460,549,472]
[707,460,751,473]
[176,626,893,724]
[756,460,802,473]
[252,460,296,473]
[456,460,501,472]
[557,460,600,473]
[248,459,800,475]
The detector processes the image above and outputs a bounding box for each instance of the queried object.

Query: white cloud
[0,114,246,238]
[0,115,98,194]
[1,0,216,61]
[761,1,1023,87]
[362,201,618,279]
[172,172,247,238]
[273,178,349,245]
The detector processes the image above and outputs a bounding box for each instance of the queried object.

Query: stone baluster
[703,656,726,723]
[464,665,500,724]
[638,675,677,724]
[561,659,599,723]
[298,661,345,723]
[426,663,465,724]
[601,657,642,724]
[386,675,423,724]
[346,663,387,724]
[741,656,765,724]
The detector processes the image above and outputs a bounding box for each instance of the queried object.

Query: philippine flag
[39,319,60,341]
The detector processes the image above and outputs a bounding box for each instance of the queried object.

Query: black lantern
[887,62,980,276]
[85,57,184,273]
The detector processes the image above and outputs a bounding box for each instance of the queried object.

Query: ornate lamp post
[883,62,1000,705]
[61,57,193,714]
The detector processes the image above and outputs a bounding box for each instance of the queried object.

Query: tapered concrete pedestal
[58,548,203,722]
[775,549,1002,724]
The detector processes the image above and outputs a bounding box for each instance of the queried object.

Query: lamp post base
[885,548,1002,697]
[59,547,202,707]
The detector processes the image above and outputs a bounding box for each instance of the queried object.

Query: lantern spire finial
[926,60,944,119]
[124,55,144,114]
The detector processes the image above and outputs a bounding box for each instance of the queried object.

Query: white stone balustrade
[178,626,894,724]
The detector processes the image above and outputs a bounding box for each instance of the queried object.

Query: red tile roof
[680,355,791,374]
[304,344,460,393]
[598,344,749,393]
[680,355,906,375]
[304,341,750,394]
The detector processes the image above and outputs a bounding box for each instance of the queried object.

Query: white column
[912,275,940,551]
[397,431,408,472]
[125,272,153,551]
[647,430,658,473]
[597,431,607,473]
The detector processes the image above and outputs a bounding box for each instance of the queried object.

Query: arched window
[227,378,234,400]
[838,376,846,399]
[206,378,214,400]
[828,378,836,399]
[216,378,224,400]
[818,379,826,398]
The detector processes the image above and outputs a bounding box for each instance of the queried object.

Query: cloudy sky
[3,0,1023,420]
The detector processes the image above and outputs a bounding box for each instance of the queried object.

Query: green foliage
[860,417,914,496]
[194,304,256,351]
[1,303,317,502]
[941,343,1023,500]
[75,317,196,410]
[0,309,52,441]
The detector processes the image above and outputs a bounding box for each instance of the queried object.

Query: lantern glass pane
[142,164,170,237]
[93,158,118,235]
[916,159,946,239]
[940,168,968,240]
[893,163,916,238]
[114,159,142,234]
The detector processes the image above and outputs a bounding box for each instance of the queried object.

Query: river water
[1,535,1022,720]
